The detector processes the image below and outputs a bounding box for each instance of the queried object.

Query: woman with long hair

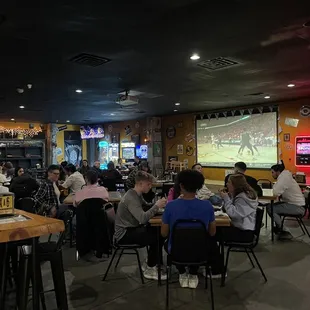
[219,174,258,242]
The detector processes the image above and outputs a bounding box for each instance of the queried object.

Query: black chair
[165,219,215,310]
[279,204,310,239]
[101,205,146,284]
[18,218,70,310]
[223,208,267,285]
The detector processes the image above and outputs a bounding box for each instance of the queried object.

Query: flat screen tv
[122,147,135,160]
[80,125,104,139]
[136,145,148,159]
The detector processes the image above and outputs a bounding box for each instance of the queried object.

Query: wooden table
[259,189,277,242]
[0,210,64,310]
[63,191,123,205]
[149,214,231,227]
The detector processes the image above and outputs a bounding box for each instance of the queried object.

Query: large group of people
[0,155,307,289]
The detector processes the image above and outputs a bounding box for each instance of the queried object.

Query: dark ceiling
[1,0,310,124]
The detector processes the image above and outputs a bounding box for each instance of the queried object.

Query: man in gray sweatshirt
[115,171,167,280]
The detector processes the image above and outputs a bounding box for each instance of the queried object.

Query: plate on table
[215,210,228,217]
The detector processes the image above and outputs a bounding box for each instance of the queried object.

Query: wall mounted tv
[80,125,104,139]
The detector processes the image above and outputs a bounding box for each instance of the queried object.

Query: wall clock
[166,126,176,139]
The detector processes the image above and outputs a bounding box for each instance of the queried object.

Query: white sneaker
[179,273,189,288]
[202,269,227,279]
[143,266,167,280]
[188,274,199,289]
[142,260,148,272]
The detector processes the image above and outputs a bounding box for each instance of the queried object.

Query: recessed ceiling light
[264,95,270,99]
[66,120,70,123]
[75,89,83,93]
[19,105,25,109]
[287,83,295,88]
[110,113,115,116]
[174,109,178,112]
[175,103,181,106]
[190,54,200,60]
[11,118,15,121]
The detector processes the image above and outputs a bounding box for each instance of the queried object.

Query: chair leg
[0,243,8,310]
[70,219,73,248]
[297,218,306,235]
[17,253,31,310]
[280,217,285,231]
[299,219,310,238]
[36,260,47,310]
[265,208,268,229]
[208,266,215,310]
[50,252,69,310]
[102,248,118,281]
[250,249,267,282]
[114,249,124,270]
[165,265,169,310]
[222,247,231,286]
[245,249,255,268]
[135,249,145,284]
[205,265,208,289]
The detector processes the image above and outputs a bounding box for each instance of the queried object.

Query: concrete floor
[45,217,310,310]
[6,217,310,310]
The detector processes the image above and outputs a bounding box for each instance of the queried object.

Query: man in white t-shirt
[267,163,305,237]
[61,164,85,193]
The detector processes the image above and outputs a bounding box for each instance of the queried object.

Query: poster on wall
[125,125,132,136]
[64,140,82,166]
[177,144,184,155]
[153,142,162,157]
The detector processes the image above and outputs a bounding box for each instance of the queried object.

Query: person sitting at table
[79,159,90,177]
[74,170,109,206]
[115,171,167,280]
[267,162,305,238]
[133,155,141,167]
[9,167,39,200]
[219,174,258,242]
[167,163,222,206]
[59,161,68,181]
[116,158,128,171]
[61,164,85,193]
[33,165,70,221]
[224,162,262,196]
[162,169,221,289]
[101,161,123,191]
[3,161,15,181]
[92,161,102,176]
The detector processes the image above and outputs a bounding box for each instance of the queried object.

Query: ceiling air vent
[197,57,240,71]
[69,53,111,67]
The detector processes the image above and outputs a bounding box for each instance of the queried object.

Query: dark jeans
[164,237,223,275]
[119,226,164,268]
[222,226,254,243]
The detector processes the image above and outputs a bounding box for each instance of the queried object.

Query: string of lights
[0,126,42,138]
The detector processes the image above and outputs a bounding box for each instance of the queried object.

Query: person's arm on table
[128,197,166,224]
[61,175,73,190]
[272,175,288,197]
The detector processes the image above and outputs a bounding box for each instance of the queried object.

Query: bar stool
[18,233,69,310]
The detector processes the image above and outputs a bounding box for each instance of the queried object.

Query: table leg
[157,227,161,286]
[0,242,8,310]
[219,229,226,287]
[32,238,40,310]
[270,200,274,242]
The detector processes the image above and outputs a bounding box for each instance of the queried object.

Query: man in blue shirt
[161,169,216,289]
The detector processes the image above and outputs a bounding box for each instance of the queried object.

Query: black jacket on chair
[76,198,112,257]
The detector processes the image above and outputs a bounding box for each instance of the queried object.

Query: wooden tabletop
[149,215,231,227]
[64,191,123,205]
[260,189,277,200]
[0,209,64,243]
